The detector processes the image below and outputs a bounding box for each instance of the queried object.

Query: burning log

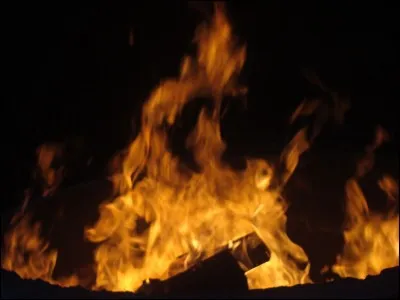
[230,231,270,271]
[137,232,270,296]
[167,231,270,278]
[137,249,249,296]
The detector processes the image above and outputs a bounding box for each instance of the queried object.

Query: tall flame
[85,3,310,291]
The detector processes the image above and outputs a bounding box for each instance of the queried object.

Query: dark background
[3,2,399,220]
[1,0,399,284]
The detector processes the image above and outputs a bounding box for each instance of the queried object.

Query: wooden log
[138,232,270,296]
[167,231,270,278]
[137,249,249,296]
[230,231,270,271]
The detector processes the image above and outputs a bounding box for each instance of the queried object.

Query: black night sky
[3,0,399,230]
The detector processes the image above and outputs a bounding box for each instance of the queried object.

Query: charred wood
[137,249,248,296]
[167,231,270,278]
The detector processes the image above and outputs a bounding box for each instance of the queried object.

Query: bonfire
[2,2,398,294]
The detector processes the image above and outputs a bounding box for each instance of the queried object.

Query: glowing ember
[1,2,398,294]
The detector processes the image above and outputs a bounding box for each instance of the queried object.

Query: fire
[84,3,310,291]
[2,214,79,287]
[1,2,398,294]
[331,128,399,279]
